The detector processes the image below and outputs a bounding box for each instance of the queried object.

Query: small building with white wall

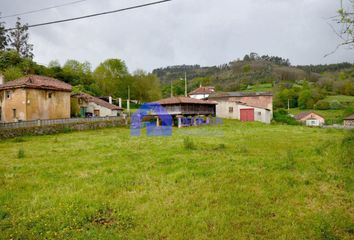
[188,86,215,100]
[294,112,325,126]
[215,99,272,124]
[71,93,123,117]
[208,92,273,124]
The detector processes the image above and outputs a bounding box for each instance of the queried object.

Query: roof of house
[72,92,123,110]
[155,96,217,105]
[233,101,271,111]
[294,112,324,120]
[344,114,354,120]
[0,75,72,92]
[188,86,215,95]
[208,91,273,98]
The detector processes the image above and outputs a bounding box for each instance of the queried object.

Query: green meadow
[0,120,353,239]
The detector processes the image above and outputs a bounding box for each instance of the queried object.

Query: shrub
[18,148,25,159]
[329,100,343,110]
[314,100,330,110]
[273,109,299,125]
[183,137,196,150]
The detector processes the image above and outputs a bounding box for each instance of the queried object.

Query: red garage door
[240,108,254,122]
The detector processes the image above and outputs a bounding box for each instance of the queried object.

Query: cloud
[1,0,353,72]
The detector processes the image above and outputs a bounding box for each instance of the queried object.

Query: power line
[5,0,172,30]
[0,0,89,19]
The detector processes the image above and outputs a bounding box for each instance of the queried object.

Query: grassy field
[0,120,353,239]
[324,95,354,104]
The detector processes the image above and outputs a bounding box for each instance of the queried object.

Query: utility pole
[127,86,130,117]
[184,71,187,97]
[287,98,290,113]
[170,80,173,97]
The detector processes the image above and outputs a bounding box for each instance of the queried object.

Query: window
[13,109,16,118]
[6,91,11,99]
[48,92,52,98]
[229,107,233,113]
[257,112,261,116]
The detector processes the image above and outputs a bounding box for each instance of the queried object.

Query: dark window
[6,91,11,99]
[13,109,16,118]
[229,107,233,113]
[48,92,52,98]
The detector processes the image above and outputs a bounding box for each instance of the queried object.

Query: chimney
[118,98,122,108]
[108,96,112,104]
[0,74,3,85]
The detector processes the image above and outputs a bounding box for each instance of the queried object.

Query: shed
[343,114,354,127]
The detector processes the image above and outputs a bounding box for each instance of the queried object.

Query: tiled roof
[155,96,217,105]
[188,86,215,95]
[72,92,123,111]
[0,75,72,92]
[294,112,324,120]
[209,91,273,98]
[344,114,354,120]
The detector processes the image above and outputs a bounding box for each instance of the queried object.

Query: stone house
[0,75,72,122]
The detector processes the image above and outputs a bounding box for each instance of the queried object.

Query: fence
[0,116,126,130]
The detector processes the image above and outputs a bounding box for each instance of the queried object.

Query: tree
[132,70,161,102]
[338,0,354,47]
[327,0,354,55]
[298,90,314,109]
[9,18,33,58]
[0,18,8,50]
[93,58,129,97]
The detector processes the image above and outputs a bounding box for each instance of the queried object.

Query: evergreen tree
[0,17,8,50]
[9,18,33,58]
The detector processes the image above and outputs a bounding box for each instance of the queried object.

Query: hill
[153,53,353,96]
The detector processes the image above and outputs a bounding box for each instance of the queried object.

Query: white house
[72,93,123,117]
[294,112,325,126]
[188,86,215,100]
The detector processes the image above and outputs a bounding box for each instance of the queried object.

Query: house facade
[188,86,215,100]
[0,75,72,122]
[343,114,354,127]
[208,92,273,124]
[294,112,325,126]
[71,93,123,117]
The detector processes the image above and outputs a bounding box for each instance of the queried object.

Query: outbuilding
[294,112,325,126]
[208,91,273,124]
[343,114,354,127]
[71,92,123,117]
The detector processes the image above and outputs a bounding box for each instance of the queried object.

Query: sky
[0,0,353,72]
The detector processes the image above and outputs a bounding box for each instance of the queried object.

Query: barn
[208,92,273,124]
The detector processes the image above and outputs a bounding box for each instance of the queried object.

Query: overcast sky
[1,0,353,72]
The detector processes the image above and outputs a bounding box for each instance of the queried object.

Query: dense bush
[329,100,343,110]
[314,100,330,110]
[273,109,299,125]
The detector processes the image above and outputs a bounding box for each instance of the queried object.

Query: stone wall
[0,118,126,140]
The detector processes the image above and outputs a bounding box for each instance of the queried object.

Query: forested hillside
[154,53,354,116]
